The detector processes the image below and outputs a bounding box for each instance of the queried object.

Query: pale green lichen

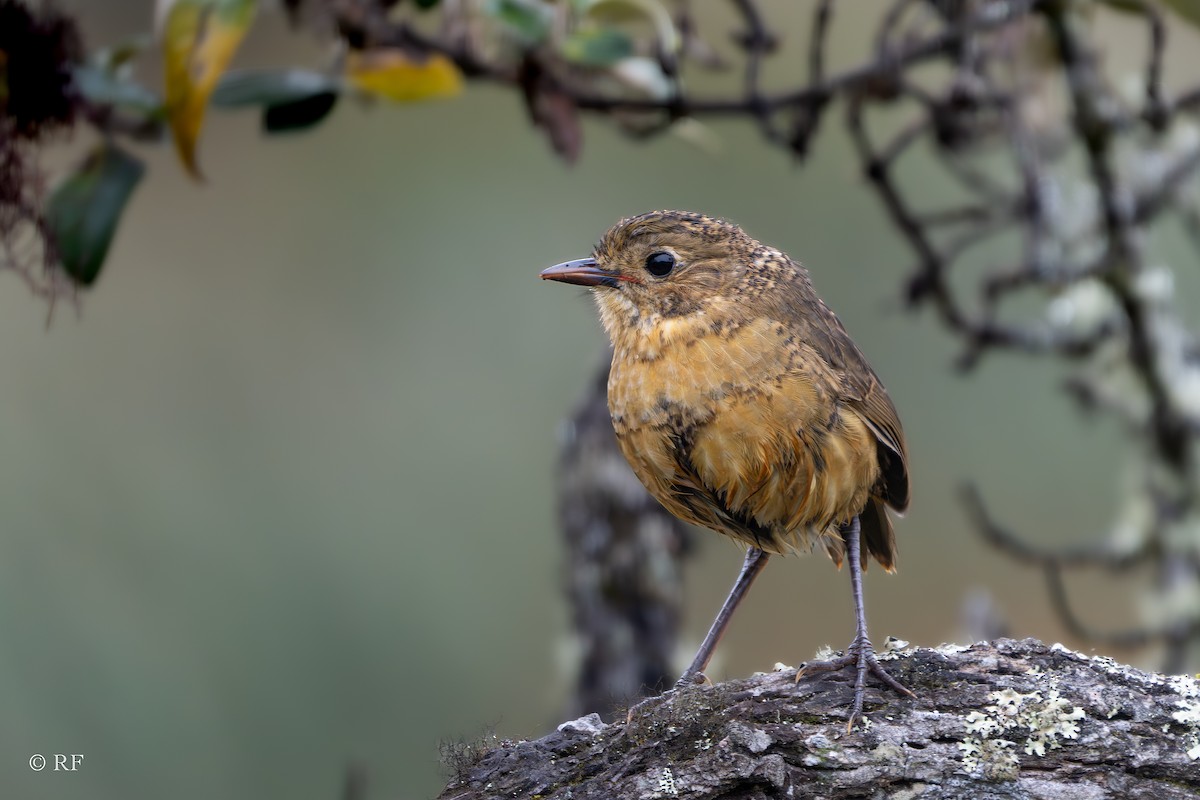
[959,736,1019,780]
[960,681,1086,777]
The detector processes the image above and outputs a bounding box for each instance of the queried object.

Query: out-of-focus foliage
[44,142,143,285]
[11,0,694,291]
[160,0,258,178]
[344,49,462,102]
[211,69,340,132]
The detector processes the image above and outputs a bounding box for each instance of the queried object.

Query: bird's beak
[540,258,619,288]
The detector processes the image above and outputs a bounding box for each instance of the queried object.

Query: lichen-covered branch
[438,639,1200,800]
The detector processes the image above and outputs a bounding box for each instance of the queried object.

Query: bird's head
[540,210,785,342]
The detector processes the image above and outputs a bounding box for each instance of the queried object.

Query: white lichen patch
[1174,700,1200,725]
[1168,674,1200,760]
[656,766,678,796]
[878,637,912,661]
[960,682,1086,776]
[556,713,607,736]
[751,662,793,678]
[1168,674,1200,698]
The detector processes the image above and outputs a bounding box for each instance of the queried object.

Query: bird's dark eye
[644,251,676,278]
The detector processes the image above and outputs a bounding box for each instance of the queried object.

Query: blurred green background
[3,2,1197,798]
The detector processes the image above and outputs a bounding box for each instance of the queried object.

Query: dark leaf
[263,91,338,133]
[414,0,440,7]
[45,142,145,286]
[211,69,339,108]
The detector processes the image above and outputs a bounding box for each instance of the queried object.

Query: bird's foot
[674,670,713,690]
[796,635,915,730]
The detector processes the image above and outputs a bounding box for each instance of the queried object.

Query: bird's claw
[795,637,914,730]
[674,671,712,690]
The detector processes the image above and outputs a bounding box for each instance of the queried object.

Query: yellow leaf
[162,0,256,179]
[345,50,463,103]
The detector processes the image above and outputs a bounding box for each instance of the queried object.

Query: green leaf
[560,28,633,66]
[486,0,553,44]
[91,35,153,73]
[581,0,679,54]
[263,91,338,133]
[73,65,163,115]
[46,143,145,286]
[211,68,340,108]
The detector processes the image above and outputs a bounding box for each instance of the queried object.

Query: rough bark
[438,639,1200,799]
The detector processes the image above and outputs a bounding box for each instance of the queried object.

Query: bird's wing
[807,298,911,513]
[845,382,910,513]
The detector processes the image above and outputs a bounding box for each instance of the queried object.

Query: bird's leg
[676,546,770,687]
[796,515,914,728]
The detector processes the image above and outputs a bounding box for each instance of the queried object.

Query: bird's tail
[821,498,897,572]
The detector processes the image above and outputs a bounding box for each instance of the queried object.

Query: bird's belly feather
[608,317,880,555]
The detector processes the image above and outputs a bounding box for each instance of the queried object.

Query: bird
[540,209,913,727]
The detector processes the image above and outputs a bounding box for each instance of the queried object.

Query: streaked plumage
[590,210,908,567]
[541,209,914,726]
